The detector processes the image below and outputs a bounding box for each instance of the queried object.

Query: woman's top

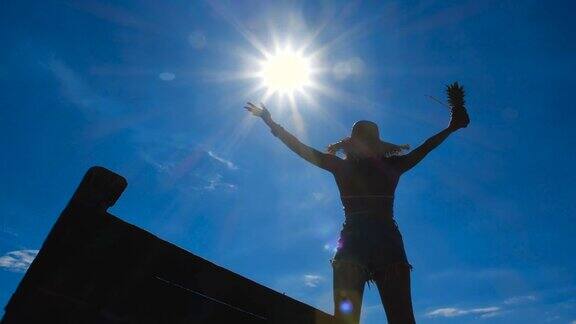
[269,122,418,217]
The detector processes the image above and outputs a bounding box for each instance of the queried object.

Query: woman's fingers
[246,102,260,109]
[245,102,270,119]
[244,102,264,116]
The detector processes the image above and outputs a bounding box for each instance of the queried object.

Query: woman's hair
[327,121,410,159]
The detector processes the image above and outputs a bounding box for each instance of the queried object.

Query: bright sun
[260,49,312,95]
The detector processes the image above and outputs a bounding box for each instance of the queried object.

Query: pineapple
[447,82,470,130]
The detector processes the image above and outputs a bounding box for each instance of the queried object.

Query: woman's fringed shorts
[331,213,412,285]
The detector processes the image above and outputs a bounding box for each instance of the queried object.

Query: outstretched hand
[244,102,272,121]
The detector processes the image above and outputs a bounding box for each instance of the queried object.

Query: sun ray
[198,69,261,83]
[308,12,383,62]
[205,0,270,57]
[218,113,258,154]
[288,94,307,140]
[260,88,275,104]
[299,90,349,136]
[298,2,361,55]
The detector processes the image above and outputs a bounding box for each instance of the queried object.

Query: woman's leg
[332,260,367,324]
[373,263,416,324]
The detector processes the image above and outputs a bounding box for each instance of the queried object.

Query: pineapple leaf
[446,82,465,110]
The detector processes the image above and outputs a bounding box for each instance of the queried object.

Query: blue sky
[1,0,575,323]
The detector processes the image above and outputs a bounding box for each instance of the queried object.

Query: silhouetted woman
[245,83,469,324]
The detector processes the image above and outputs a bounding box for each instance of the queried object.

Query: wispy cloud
[424,293,538,320]
[204,174,237,191]
[46,58,127,122]
[504,294,537,305]
[0,250,39,273]
[140,147,238,194]
[141,152,175,173]
[426,306,500,318]
[303,274,324,288]
[188,30,207,49]
[47,59,101,112]
[207,151,238,170]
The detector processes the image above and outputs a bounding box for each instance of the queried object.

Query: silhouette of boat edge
[1,166,342,324]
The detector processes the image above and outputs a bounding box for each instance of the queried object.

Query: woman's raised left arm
[397,127,454,172]
[397,82,470,173]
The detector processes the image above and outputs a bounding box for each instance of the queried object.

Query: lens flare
[339,299,353,314]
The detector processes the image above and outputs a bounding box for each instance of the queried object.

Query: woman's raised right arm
[245,102,341,172]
